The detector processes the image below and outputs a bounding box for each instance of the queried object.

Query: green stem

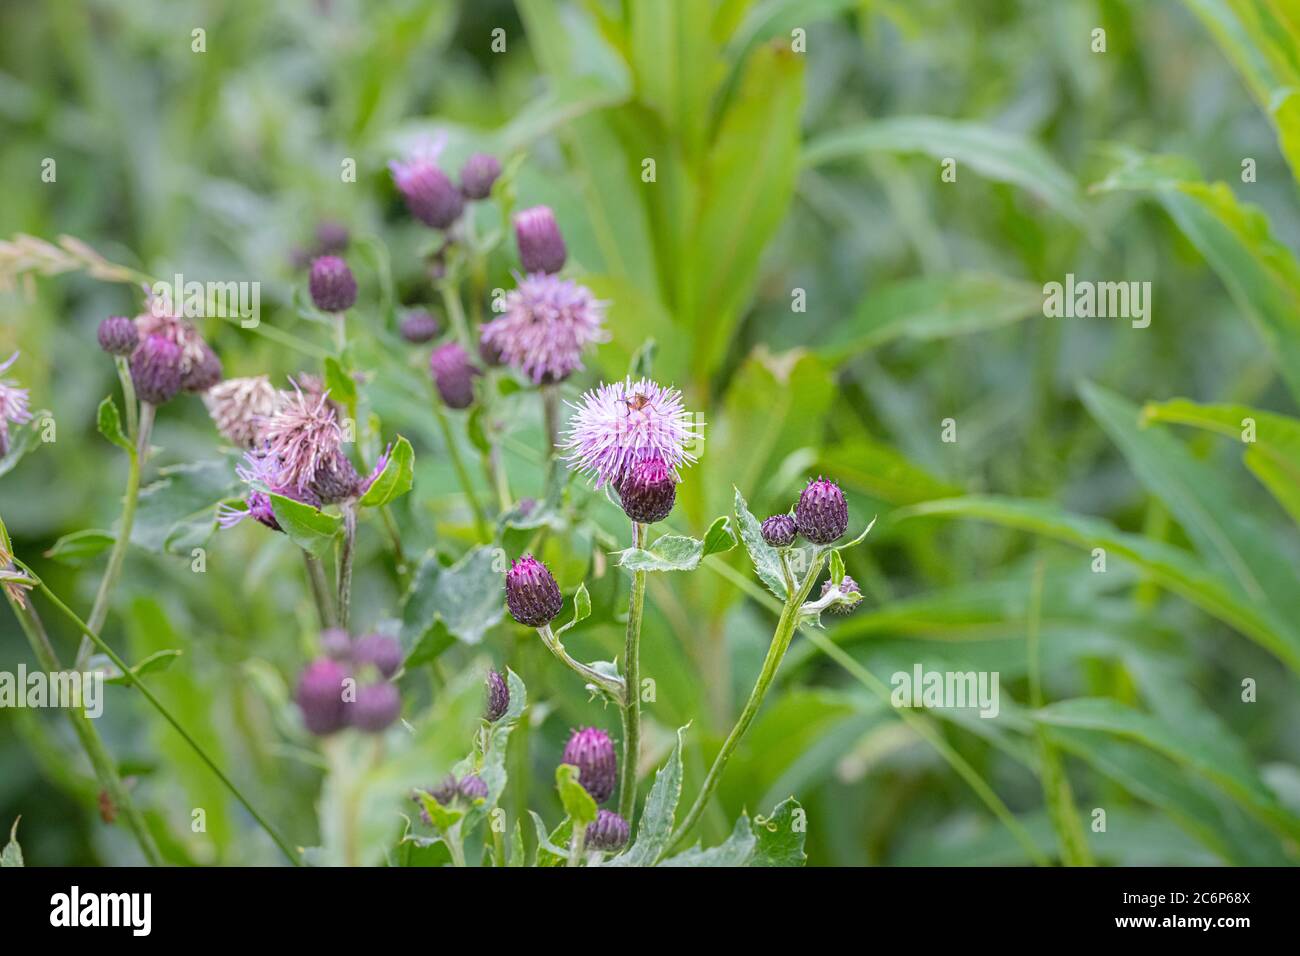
[334,310,348,355]
[617,521,647,821]
[303,550,336,628]
[542,385,560,496]
[567,825,587,867]
[114,355,138,441]
[338,503,357,630]
[666,550,825,855]
[432,401,489,538]
[537,623,625,701]
[78,401,156,670]
[439,281,472,350]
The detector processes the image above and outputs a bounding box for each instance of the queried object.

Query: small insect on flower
[480,274,607,385]
[0,352,34,459]
[202,375,281,448]
[562,377,703,489]
[389,140,464,230]
[562,727,617,804]
[260,384,344,495]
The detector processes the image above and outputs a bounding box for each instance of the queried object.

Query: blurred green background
[2,0,1299,866]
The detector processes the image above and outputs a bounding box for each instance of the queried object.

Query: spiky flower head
[820,575,862,614]
[481,274,606,385]
[0,352,33,459]
[505,555,563,628]
[260,385,343,495]
[309,448,363,505]
[514,205,567,274]
[586,809,630,852]
[761,514,797,548]
[459,152,502,200]
[399,309,440,344]
[296,658,349,736]
[429,342,480,410]
[203,375,280,448]
[217,445,322,532]
[561,377,702,489]
[350,682,401,733]
[486,668,510,722]
[133,306,221,393]
[562,727,617,804]
[97,316,139,356]
[796,477,848,545]
[309,255,357,313]
[353,633,402,680]
[617,455,676,524]
[389,141,464,229]
[130,335,184,406]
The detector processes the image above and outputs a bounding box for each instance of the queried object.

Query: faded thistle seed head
[349,682,401,733]
[505,555,563,628]
[429,342,480,410]
[399,309,440,344]
[295,658,349,736]
[389,144,464,229]
[308,448,363,505]
[459,152,502,200]
[761,514,797,548]
[586,809,630,852]
[820,575,863,614]
[562,727,617,804]
[260,385,343,495]
[353,633,402,679]
[309,256,358,313]
[202,375,280,448]
[130,335,184,406]
[486,669,510,722]
[480,274,607,385]
[514,205,567,274]
[617,455,677,524]
[796,477,848,545]
[97,316,139,356]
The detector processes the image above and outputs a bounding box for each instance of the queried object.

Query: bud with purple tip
[97,316,138,356]
[795,477,848,545]
[353,633,402,679]
[309,256,358,313]
[505,555,563,628]
[130,334,184,406]
[296,658,349,736]
[586,809,629,852]
[429,342,480,410]
[821,575,862,614]
[617,455,676,524]
[761,514,797,548]
[562,727,617,804]
[486,669,510,722]
[514,206,566,274]
[399,309,440,344]
[390,149,464,229]
[349,682,401,732]
[459,152,502,200]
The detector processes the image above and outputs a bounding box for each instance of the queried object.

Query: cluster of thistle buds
[413,773,489,823]
[97,299,223,408]
[562,727,629,853]
[762,477,863,613]
[294,628,403,735]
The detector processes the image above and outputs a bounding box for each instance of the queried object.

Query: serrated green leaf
[507,818,526,867]
[44,529,114,566]
[750,796,807,866]
[614,534,704,572]
[358,435,415,507]
[659,813,755,867]
[734,487,787,599]
[556,763,599,828]
[268,493,342,557]
[96,396,134,454]
[609,724,687,866]
[829,550,845,586]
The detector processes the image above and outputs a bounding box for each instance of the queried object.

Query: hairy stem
[541,385,560,497]
[114,355,138,441]
[432,401,489,538]
[536,623,625,701]
[617,521,647,821]
[338,502,357,630]
[302,550,336,628]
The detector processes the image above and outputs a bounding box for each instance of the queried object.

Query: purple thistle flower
[0,353,34,459]
[296,658,349,736]
[261,385,343,495]
[796,477,848,545]
[458,774,488,802]
[353,633,402,679]
[389,142,464,229]
[505,555,563,628]
[133,308,221,393]
[218,445,327,532]
[429,342,480,410]
[202,375,280,448]
[349,682,401,733]
[561,377,703,489]
[459,152,502,200]
[129,335,184,406]
[617,455,676,524]
[309,255,358,313]
[562,727,617,804]
[481,274,607,385]
[97,316,139,356]
[486,669,509,722]
[586,809,630,852]
[760,514,797,548]
[821,575,863,614]
[399,309,440,344]
[514,205,567,274]
[426,775,460,808]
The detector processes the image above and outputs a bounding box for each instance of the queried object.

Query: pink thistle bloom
[260,383,343,495]
[561,377,703,489]
[0,352,34,458]
[481,274,608,385]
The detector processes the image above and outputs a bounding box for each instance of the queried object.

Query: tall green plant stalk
[665,549,826,854]
[617,521,647,821]
[303,550,336,627]
[337,502,357,629]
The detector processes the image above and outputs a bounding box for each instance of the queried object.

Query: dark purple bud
[391,157,464,229]
[310,449,363,504]
[486,669,510,722]
[183,342,223,393]
[761,514,797,548]
[458,774,488,802]
[97,316,138,356]
[795,477,848,545]
[429,342,480,410]
[353,633,402,679]
[296,658,349,736]
[428,774,460,807]
[477,328,503,367]
[505,554,563,628]
[130,334,184,406]
[399,309,440,344]
[459,152,502,200]
[315,220,350,254]
[309,255,357,313]
[514,206,566,274]
[586,809,629,852]
[320,627,353,660]
[562,727,617,804]
[821,575,862,614]
[617,456,676,524]
[349,682,401,733]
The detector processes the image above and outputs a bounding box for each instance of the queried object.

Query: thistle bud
[459,152,502,200]
[428,774,460,807]
[429,342,480,410]
[390,154,464,229]
[486,668,510,722]
[586,809,630,852]
[309,449,363,505]
[821,575,862,614]
[353,633,402,679]
[295,658,349,736]
[617,456,676,524]
[315,220,350,254]
[349,682,401,732]
[795,477,848,545]
[458,774,488,802]
[320,627,353,660]
[760,514,797,548]
[97,316,138,356]
[309,256,358,313]
[130,334,184,406]
[505,555,563,628]
[514,206,566,274]
[399,309,440,344]
[562,727,617,804]
[183,343,223,393]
